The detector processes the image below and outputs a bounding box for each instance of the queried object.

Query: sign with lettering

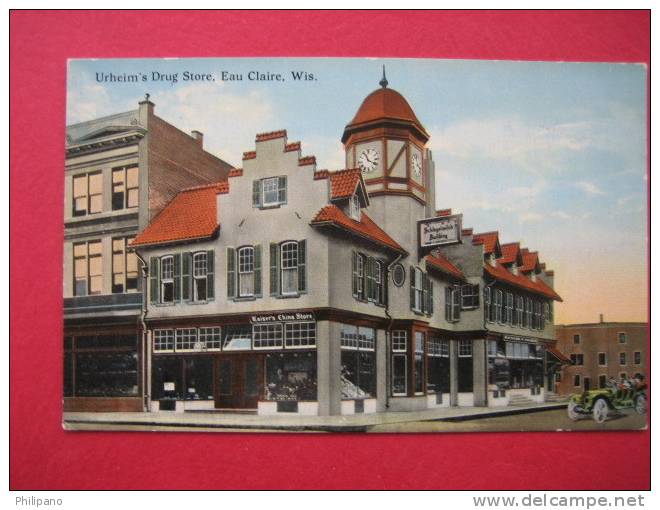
[250,312,315,324]
[418,214,462,248]
[504,335,536,344]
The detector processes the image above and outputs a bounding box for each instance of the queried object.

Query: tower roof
[342,86,429,143]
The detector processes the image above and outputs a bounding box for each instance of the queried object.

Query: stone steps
[508,394,535,406]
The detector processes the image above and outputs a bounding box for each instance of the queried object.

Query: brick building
[554,317,648,395]
[63,97,232,412]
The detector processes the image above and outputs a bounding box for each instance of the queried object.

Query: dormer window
[253,176,287,208]
[530,272,537,282]
[489,253,497,267]
[511,262,518,275]
[349,193,361,221]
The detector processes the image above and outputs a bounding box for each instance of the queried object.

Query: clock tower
[342,68,435,225]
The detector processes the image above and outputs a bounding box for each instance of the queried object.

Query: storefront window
[183,357,213,400]
[341,325,376,399]
[75,351,139,397]
[391,330,407,396]
[265,352,317,401]
[458,340,473,392]
[503,341,545,389]
[65,334,139,398]
[152,357,184,400]
[413,332,425,394]
[427,335,449,394]
[223,325,252,351]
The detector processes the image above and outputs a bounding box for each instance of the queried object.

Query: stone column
[317,321,341,416]
[450,339,458,406]
[472,338,488,407]
[376,328,387,412]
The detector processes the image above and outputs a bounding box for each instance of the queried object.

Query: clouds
[574,181,606,196]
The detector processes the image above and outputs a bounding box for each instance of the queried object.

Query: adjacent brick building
[63,97,232,412]
[554,318,648,395]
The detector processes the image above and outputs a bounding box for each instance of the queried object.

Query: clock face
[358,148,379,174]
[411,153,422,177]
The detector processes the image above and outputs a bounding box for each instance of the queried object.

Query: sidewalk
[63,402,567,432]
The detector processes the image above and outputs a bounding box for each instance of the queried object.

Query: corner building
[132,80,562,416]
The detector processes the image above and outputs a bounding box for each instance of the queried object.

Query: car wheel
[635,394,646,414]
[567,401,580,421]
[592,398,608,424]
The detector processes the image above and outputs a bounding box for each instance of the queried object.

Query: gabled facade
[63,98,232,412]
[130,79,562,417]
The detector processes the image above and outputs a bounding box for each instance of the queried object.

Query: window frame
[349,193,361,221]
[160,255,175,304]
[280,241,299,296]
[237,246,255,298]
[618,332,627,344]
[261,176,280,207]
[192,251,208,302]
[112,237,139,294]
[574,374,581,387]
[619,352,627,366]
[112,166,139,211]
[461,283,479,309]
[598,352,607,366]
[73,240,103,296]
[634,351,641,365]
[72,171,103,217]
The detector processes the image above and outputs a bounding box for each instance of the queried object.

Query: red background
[10,10,650,490]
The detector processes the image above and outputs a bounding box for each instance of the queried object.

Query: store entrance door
[215,355,263,410]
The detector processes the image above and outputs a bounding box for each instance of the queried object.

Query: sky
[67,58,648,324]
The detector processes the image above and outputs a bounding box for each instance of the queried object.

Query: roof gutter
[384,252,404,410]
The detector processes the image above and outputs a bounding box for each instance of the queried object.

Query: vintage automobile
[567,376,647,423]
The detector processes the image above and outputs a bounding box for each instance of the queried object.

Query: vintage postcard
[62,57,648,433]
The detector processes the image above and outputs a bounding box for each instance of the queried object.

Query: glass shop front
[150,316,318,412]
[487,337,545,395]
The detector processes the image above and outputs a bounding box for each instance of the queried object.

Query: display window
[426,335,449,394]
[340,324,376,399]
[264,351,317,401]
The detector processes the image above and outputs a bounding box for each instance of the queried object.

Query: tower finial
[145,93,150,102]
[379,65,388,88]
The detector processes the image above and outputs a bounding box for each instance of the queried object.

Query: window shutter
[254,244,262,296]
[410,266,415,311]
[182,252,191,301]
[428,280,434,316]
[484,287,491,322]
[227,247,236,299]
[445,287,452,321]
[361,255,368,301]
[149,257,159,304]
[252,180,262,208]
[352,252,358,298]
[379,261,387,306]
[365,257,373,301]
[453,285,461,320]
[297,239,306,293]
[269,242,279,296]
[422,274,429,314]
[173,253,181,302]
[207,250,215,300]
[278,176,287,204]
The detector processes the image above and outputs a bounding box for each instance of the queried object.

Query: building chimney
[191,130,204,147]
[599,313,604,323]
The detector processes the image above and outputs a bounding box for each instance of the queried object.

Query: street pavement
[366,408,648,433]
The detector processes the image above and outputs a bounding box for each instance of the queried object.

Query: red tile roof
[131,182,222,247]
[314,169,330,180]
[436,208,452,217]
[311,205,405,254]
[242,151,256,160]
[461,227,473,236]
[285,141,301,152]
[298,155,316,166]
[547,346,571,364]
[228,168,243,177]
[348,88,426,132]
[520,250,540,272]
[425,253,465,280]
[330,168,362,200]
[484,263,562,301]
[472,231,500,254]
[498,242,521,265]
[256,129,287,142]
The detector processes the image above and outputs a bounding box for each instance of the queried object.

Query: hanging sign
[418,214,462,248]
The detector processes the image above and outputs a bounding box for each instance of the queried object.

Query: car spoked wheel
[567,401,580,421]
[592,398,609,423]
[635,394,647,414]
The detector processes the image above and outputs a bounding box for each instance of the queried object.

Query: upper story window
[410,267,433,316]
[253,176,287,208]
[238,246,256,297]
[269,240,306,298]
[445,286,461,323]
[160,256,175,303]
[598,352,607,366]
[149,251,215,305]
[72,172,102,217]
[505,292,514,324]
[525,297,533,328]
[570,353,584,366]
[73,240,102,296]
[352,252,385,305]
[573,334,581,344]
[514,295,524,326]
[461,284,479,309]
[349,194,361,221]
[112,237,139,294]
[192,252,208,301]
[112,166,139,210]
[226,245,261,299]
[618,332,627,344]
[494,289,503,323]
